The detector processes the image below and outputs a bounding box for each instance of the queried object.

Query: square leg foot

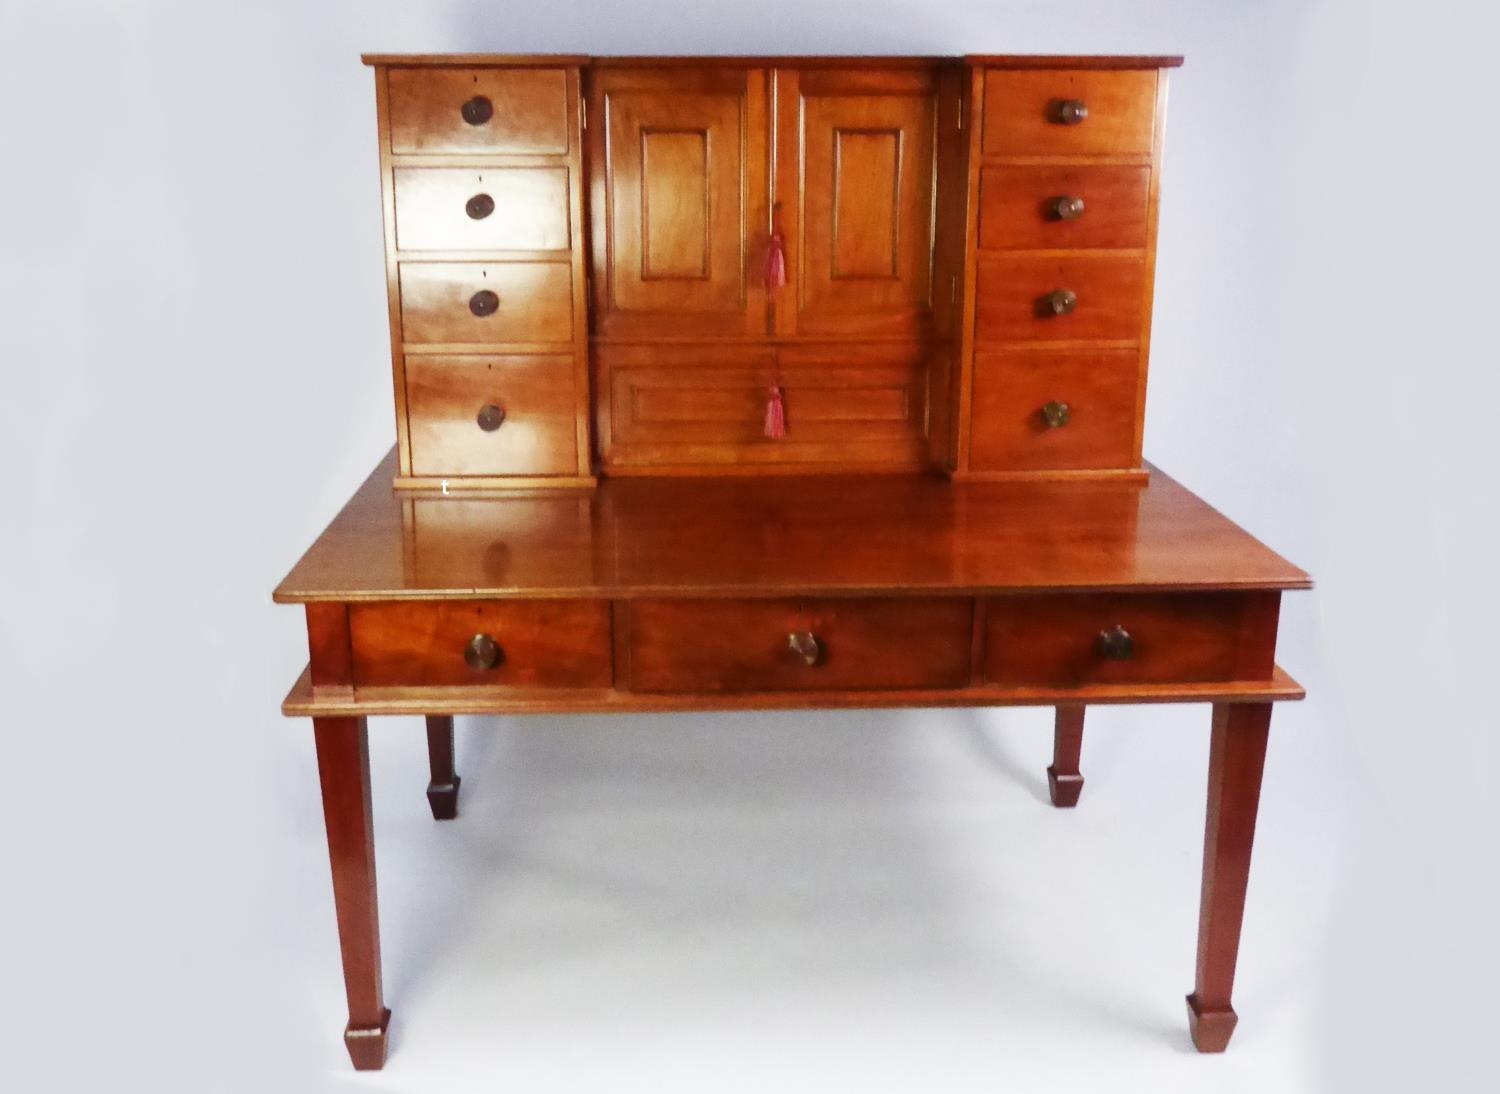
[1186,993,1238,1052]
[426,776,461,821]
[344,1008,391,1070]
[1046,766,1084,808]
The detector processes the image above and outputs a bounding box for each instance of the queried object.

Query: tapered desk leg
[1186,701,1272,1052]
[1047,705,1086,807]
[314,716,390,1070]
[424,715,461,820]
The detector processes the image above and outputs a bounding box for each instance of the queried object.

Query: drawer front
[399,261,574,344]
[970,348,1138,471]
[978,165,1151,251]
[626,598,974,693]
[387,67,571,156]
[982,593,1276,687]
[975,254,1145,343]
[982,69,1157,157]
[393,167,571,252]
[350,599,611,688]
[406,354,578,477]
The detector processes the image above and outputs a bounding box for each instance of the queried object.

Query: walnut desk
[275,450,1309,1069]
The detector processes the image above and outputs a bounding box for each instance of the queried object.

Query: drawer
[975,254,1145,343]
[970,348,1139,471]
[393,167,571,252]
[982,593,1277,687]
[983,69,1157,157]
[405,354,578,477]
[399,261,574,344]
[625,598,974,693]
[387,67,571,156]
[349,599,611,688]
[978,165,1151,251]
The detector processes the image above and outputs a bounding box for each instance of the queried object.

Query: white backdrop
[1,1,1494,1091]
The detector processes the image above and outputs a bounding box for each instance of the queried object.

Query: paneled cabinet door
[774,67,938,339]
[588,67,769,339]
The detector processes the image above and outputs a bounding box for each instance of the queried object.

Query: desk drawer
[978,165,1151,251]
[349,599,611,688]
[983,69,1157,157]
[975,254,1145,343]
[982,593,1277,687]
[624,598,973,693]
[393,167,571,252]
[970,348,1138,471]
[387,67,571,156]
[399,261,574,344]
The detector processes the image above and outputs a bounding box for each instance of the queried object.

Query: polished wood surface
[979,165,1151,251]
[982,69,1158,157]
[398,261,574,345]
[393,167,572,252]
[387,67,571,155]
[975,253,1146,343]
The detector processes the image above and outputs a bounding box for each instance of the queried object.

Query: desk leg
[1047,705,1086,807]
[424,715,461,820]
[1186,701,1271,1052]
[313,716,390,1070]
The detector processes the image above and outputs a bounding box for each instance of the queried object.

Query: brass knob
[1044,289,1078,316]
[1096,625,1134,661]
[1050,98,1089,125]
[469,289,499,317]
[464,633,504,671]
[476,404,506,432]
[465,193,495,220]
[460,95,493,126]
[1051,195,1085,220]
[1041,400,1071,428]
[788,631,822,667]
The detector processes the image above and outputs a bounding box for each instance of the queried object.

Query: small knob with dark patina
[477,404,506,432]
[1051,99,1089,125]
[464,633,504,671]
[469,289,500,317]
[1044,288,1078,316]
[1041,401,1071,429]
[461,95,494,126]
[788,631,822,667]
[1096,625,1134,661]
[465,192,495,220]
[1050,195,1086,220]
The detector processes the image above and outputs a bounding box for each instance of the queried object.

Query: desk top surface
[274,452,1309,603]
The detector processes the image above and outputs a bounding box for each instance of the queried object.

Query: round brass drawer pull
[465,192,495,220]
[469,289,500,317]
[476,404,506,432]
[788,631,822,667]
[464,633,504,672]
[1044,288,1078,316]
[1051,195,1086,220]
[1096,625,1134,661]
[1050,98,1089,125]
[1041,400,1071,428]
[461,95,494,126]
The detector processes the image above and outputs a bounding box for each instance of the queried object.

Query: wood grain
[982,69,1158,158]
[398,261,573,344]
[975,253,1146,343]
[393,166,571,252]
[978,164,1151,251]
[387,67,571,155]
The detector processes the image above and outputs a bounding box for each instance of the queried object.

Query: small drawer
[982,593,1276,687]
[975,254,1145,343]
[349,599,611,688]
[399,261,574,344]
[405,354,578,477]
[983,69,1157,157]
[387,67,571,156]
[625,598,974,693]
[970,348,1139,471]
[978,165,1151,251]
[393,167,571,252]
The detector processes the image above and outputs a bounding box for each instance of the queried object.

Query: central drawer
[623,598,974,693]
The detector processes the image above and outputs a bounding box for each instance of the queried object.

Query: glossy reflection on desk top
[273,450,1310,602]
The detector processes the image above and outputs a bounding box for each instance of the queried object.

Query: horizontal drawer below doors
[623,597,975,693]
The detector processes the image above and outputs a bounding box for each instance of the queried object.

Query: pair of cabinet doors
[587,66,944,342]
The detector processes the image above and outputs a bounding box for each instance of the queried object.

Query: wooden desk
[276,450,1308,1068]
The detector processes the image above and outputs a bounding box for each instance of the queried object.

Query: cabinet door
[775,67,937,338]
[588,67,769,339]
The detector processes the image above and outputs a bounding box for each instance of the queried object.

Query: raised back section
[362,54,1181,491]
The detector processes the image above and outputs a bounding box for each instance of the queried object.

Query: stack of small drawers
[967,66,1164,477]
[377,63,592,489]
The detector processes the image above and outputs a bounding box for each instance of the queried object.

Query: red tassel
[764,385,786,439]
[765,232,787,290]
